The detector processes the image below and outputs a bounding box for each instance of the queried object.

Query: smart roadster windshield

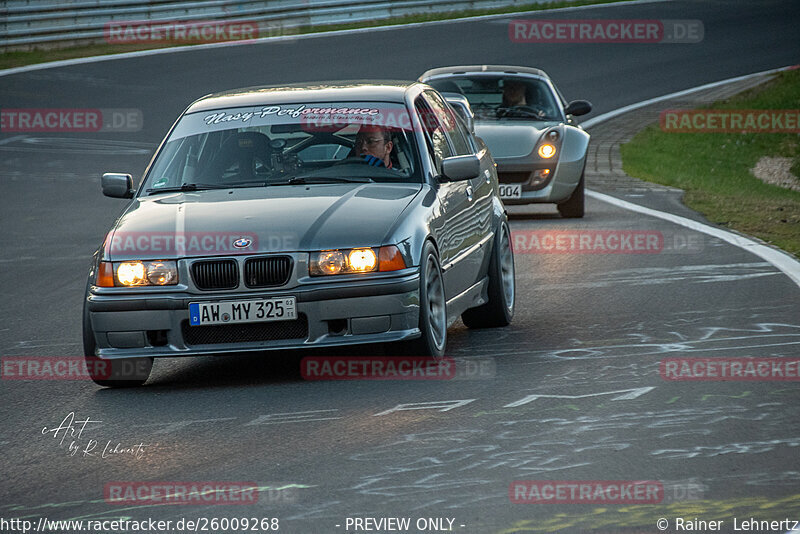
[427,76,562,121]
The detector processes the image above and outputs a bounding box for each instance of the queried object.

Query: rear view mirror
[441,155,480,182]
[102,173,134,199]
[565,100,592,117]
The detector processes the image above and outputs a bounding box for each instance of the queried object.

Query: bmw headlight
[146,261,178,285]
[348,248,378,272]
[97,260,178,287]
[309,246,406,276]
[117,261,147,286]
[313,250,348,275]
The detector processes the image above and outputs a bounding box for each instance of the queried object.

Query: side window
[423,90,472,156]
[414,97,453,174]
[451,112,477,154]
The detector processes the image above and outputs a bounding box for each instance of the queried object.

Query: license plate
[499,183,522,199]
[189,297,297,326]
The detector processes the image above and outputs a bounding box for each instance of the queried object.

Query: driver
[354,126,394,168]
[501,80,527,108]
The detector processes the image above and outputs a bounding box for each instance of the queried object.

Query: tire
[461,221,515,328]
[557,172,585,218]
[403,241,447,359]
[83,285,152,387]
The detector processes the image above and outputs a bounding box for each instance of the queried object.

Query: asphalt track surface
[1,1,800,533]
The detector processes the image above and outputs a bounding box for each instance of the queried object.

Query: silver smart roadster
[420,65,592,217]
[84,81,515,386]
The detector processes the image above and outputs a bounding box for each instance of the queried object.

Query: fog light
[531,169,551,186]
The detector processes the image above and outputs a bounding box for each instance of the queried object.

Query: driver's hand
[362,154,386,167]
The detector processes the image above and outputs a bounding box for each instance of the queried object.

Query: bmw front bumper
[87,268,421,360]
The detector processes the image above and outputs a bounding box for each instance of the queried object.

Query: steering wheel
[497,105,547,119]
[334,155,371,166]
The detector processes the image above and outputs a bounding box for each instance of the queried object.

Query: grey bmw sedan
[84,81,515,387]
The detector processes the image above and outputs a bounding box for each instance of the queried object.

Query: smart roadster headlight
[538,143,557,158]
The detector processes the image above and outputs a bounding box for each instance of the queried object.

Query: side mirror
[564,100,592,117]
[102,173,134,199]
[441,155,480,182]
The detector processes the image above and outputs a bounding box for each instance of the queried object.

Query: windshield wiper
[274,176,373,186]
[146,183,229,195]
[217,181,271,189]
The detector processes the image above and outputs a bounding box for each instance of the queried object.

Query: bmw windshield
[142,102,423,193]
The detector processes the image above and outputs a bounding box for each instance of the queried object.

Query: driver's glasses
[357,136,386,147]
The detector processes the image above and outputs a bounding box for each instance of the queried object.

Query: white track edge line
[585,189,800,288]
[582,65,800,289]
[581,65,798,129]
[0,0,667,78]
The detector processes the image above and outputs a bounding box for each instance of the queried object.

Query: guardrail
[1,0,551,51]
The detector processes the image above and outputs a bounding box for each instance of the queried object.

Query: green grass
[620,69,800,257]
[0,0,624,71]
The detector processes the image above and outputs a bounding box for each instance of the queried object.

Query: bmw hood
[475,121,561,159]
[104,183,422,261]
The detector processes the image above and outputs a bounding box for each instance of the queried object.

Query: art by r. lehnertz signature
[41,411,154,459]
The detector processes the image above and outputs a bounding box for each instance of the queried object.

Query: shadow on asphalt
[111,342,405,391]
